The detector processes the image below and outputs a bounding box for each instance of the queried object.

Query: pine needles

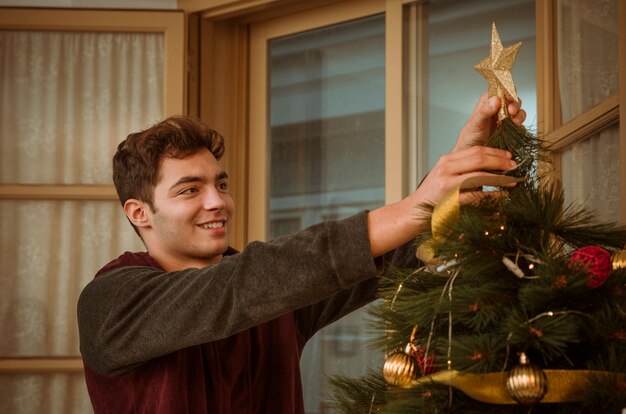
[329,117,626,413]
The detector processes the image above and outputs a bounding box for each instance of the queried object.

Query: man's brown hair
[113,116,225,213]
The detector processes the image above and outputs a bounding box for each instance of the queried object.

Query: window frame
[0,7,185,373]
[192,0,418,246]
[0,7,185,201]
[536,0,625,223]
[247,0,387,241]
[190,5,421,410]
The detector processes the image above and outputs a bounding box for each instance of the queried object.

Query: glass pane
[0,30,163,185]
[268,14,385,413]
[557,0,618,123]
[427,0,536,169]
[561,124,621,224]
[0,373,91,414]
[0,200,144,356]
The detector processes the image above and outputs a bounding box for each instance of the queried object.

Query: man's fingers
[438,147,517,175]
[455,95,500,150]
[443,146,512,162]
[511,108,527,126]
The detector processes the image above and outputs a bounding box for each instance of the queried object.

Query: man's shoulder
[95,247,239,279]
[95,251,161,278]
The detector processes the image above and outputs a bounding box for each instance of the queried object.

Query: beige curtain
[561,125,621,224]
[556,0,620,224]
[0,30,163,413]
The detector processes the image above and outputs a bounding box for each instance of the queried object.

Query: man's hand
[413,146,517,213]
[454,93,527,152]
[367,93,526,257]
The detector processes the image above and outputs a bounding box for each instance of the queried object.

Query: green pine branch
[329,117,626,413]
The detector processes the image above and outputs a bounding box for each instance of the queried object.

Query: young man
[78,95,526,413]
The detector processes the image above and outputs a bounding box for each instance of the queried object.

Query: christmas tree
[330,23,626,413]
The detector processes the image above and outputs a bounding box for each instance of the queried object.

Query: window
[194,1,538,413]
[170,0,624,412]
[426,0,536,171]
[248,4,386,411]
[537,0,625,224]
[267,15,386,237]
[206,1,535,412]
[0,8,184,412]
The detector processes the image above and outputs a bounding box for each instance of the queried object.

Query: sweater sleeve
[77,211,379,376]
[293,234,420,341]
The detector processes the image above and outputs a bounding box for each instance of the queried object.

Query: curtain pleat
[561,126,621,224]
[0,30,164,184]
[556,0,620,222]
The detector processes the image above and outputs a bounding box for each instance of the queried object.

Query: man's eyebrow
[168,176,206,192]
[168,171,228,192]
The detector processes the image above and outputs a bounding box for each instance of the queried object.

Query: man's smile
[198,220,226,229]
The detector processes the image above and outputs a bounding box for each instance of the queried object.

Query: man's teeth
[201,222,224,229]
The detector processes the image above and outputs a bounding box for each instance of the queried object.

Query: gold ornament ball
[506,353,548,404]
[383,349,418,387]
[612,249,626,270]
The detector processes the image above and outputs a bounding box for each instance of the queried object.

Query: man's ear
[123,199,151,229]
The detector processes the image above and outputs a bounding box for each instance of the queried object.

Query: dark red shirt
[83,252,306,413]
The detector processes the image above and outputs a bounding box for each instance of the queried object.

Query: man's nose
[202,188,226,211]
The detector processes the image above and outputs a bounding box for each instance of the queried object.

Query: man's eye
[180,187,198,195]
[218,182,229,191]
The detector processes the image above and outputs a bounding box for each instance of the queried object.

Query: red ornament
[409,345,437,375]
[568,246,612,288]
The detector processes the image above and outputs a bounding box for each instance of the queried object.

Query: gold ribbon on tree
[416,175,524,264]
[407,369,623,404]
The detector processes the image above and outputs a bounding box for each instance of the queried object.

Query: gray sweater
[77,211,419,413]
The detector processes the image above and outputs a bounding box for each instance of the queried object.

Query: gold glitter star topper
[474,23,522,121]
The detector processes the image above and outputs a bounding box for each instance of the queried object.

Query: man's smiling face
[143,148,234,270]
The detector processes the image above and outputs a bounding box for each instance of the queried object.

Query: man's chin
[202,244,229,259]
